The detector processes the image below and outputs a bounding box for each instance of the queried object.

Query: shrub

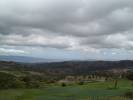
[21,76,41,88]
[126,72,133,80]
[124,91,133,98]
[61,83,66,87]
[77,81,84,85]
[0,72,28,89]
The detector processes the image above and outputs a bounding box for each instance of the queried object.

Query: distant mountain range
[0,55,59,63]
[0,60,133,75]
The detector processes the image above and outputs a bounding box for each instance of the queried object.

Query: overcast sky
[0,0,133,60]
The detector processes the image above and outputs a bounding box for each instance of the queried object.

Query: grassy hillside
[0,79,133,100]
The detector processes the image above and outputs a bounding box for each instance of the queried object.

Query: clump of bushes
[124,91,133,98]
[77,81,84,85]
[126,72,133,80]
[0,72,25,89]
[21,76,41,88]
[0,72,41,89]
[61,83,66,87]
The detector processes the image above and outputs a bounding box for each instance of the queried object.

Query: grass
[0,79,133,100]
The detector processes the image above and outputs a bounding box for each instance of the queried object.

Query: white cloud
[0,48,26,54]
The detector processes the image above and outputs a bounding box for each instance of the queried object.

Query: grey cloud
[0,0,133,51]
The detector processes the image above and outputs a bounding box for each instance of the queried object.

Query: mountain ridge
[0,55,59,63]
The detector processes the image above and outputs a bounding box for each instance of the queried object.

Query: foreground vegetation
[0,79,133,100]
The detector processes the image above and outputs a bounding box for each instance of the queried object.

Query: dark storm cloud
[1,0,133,51]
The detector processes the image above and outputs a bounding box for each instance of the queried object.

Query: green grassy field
[0,79,133,100]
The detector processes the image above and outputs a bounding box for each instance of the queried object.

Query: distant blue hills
[0,55,59,63]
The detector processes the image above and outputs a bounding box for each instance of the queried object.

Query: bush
[0,72,28,89]
[21,76,41,88]
[77,81,84,85]
[124,91,133,98]
[11,80,26,88]
[126,72,133,80]
[61,83,66,87]
[0,72,41,89]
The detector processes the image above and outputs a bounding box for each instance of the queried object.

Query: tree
[21,76,40,88]
[0,72,24,89]
[126,72,133,80]
[114,79,118,89]
[113,73,119,89]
